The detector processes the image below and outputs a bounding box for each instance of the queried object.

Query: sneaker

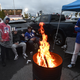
[14,55,18,60]
[67,64,75,68]
[26,60,31,64]
[23,53,28,57]
[30,51,33,55]
[23,56,26,59]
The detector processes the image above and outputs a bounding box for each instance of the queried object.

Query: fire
[37,22,56,68]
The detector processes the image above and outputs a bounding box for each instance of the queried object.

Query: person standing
[0,16,12,67]
[68,18,80,68]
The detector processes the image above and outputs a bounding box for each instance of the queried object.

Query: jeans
[12,42,26,56]
[71,43,80,64]
[28,38,39,52]
[1,46,9,63]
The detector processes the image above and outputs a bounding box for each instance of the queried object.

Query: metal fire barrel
[32,52,63,80]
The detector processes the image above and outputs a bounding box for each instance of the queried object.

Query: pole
[53,11,62,49]
[13,0,16,15]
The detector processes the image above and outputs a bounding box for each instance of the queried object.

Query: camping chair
[63,37,80,60]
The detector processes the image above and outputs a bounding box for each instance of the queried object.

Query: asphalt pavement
[0,43,80,80]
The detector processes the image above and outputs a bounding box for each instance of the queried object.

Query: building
[8,15,23,20]
[2,9,22,15]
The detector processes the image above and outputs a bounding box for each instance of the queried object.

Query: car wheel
[53,33,65,46]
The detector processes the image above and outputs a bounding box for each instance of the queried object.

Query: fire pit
[32,22,63,80]
[33,52,62,80]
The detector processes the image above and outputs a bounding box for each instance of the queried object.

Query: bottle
[25,36,28,40]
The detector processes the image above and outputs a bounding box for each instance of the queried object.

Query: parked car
[9,19,33,32]
[70,16,80,21]
[9,15,78,46]
[29,14,77,46]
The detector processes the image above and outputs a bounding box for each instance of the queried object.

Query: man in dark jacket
[12,29,28,60]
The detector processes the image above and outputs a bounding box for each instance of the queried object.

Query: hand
[30,37,36,41]
[32,30,36,33]
[21,34,24,37]
[14,43,19,45]
[75,26,78,28]
[0,39,3,42]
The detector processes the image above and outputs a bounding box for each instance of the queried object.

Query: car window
[51,15,65,22]
[71,18,79,20]
[9,22,28,31]
[9,22,28,27]
[35,17,40,22]
[51,15,59,22]
[40,15,49,22]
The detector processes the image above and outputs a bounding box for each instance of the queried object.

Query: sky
[0,0,76,15]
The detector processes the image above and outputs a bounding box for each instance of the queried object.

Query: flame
[37,22,56,68]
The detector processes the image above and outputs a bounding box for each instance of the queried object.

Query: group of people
[0,16,80,68]
[0,17,39,67]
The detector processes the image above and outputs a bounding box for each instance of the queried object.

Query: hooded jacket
[0,18,3,23]
[0,16,13,48]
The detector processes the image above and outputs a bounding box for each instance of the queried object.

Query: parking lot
[0,41,80,80]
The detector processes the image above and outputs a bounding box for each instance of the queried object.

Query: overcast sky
[0,0,76,15]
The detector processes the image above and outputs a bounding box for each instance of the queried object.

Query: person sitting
[12,29,28,60]
[25,26,39,54]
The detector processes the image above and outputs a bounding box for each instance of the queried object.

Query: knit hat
[14,28,17,31]
[6,18,10,21]
[12,27,17,31]
[14,29,17,31]
[28,26,32,29]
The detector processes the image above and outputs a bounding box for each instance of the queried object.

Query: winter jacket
[25,31,35,40]
[0,18,3,23]
[13,32,20,44]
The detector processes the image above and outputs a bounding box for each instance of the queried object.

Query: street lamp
[25,8,28,18]
[13,0,16,15]
[25,8,28,12]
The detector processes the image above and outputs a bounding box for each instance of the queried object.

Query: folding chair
[63,37,80,60]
